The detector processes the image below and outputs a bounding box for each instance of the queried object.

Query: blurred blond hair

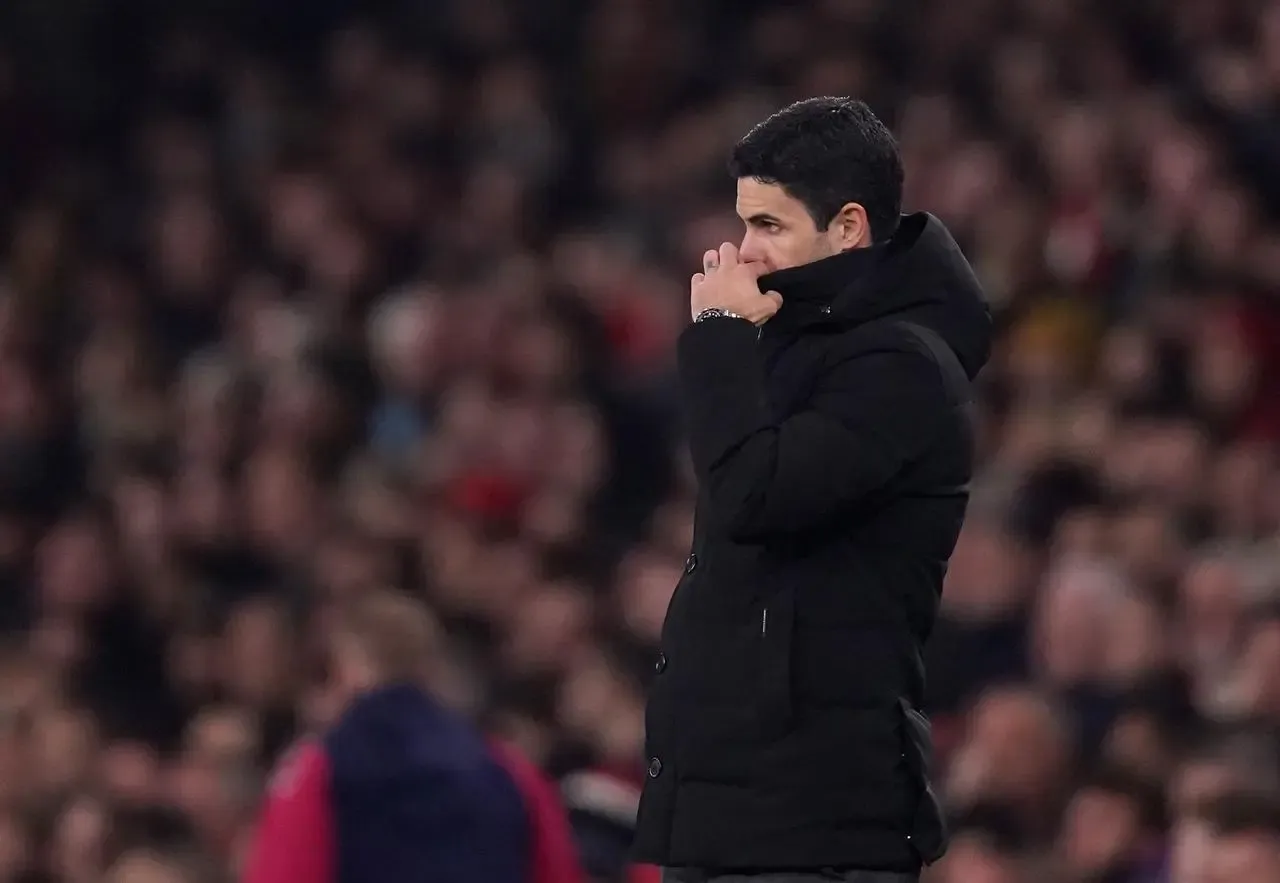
[332,589,446,687]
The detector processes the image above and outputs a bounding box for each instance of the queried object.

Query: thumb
[764,290,784,311]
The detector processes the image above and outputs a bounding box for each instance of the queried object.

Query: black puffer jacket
[632,214,992,872]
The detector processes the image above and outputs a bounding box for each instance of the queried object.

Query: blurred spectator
[242,589,583,883]
[1055,765,1168,883]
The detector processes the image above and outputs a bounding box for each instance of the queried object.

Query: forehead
[735,177,808,219]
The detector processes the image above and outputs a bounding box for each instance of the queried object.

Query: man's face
[735,178,864,273]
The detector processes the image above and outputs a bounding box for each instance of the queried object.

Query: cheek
[759,236,808,272]
[742,230,825,272]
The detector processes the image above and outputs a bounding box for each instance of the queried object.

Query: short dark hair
[1195,790,1280,838]
[729,96,903,242]
[1077,762,1168,833]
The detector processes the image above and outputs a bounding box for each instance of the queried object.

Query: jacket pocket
[756,590,795,739]
[898,698,949,864]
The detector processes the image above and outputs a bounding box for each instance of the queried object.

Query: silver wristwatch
[694,307,748,323]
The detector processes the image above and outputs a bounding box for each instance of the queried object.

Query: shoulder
[487,738,561,813]
[829,318,938,360]
[267,739,330,800]
[804,324,967,439]
[820,322,948,391]
[826,319,971,399]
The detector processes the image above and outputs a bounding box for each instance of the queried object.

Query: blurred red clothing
[241,741,333,883]
[489,739,587,883]
[447,469,530,523]
[630,864,662,883]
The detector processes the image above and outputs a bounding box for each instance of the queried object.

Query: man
[241,590,582,883]
[632,97,992,882]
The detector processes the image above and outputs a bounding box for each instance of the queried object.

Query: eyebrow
[743,213,782,226]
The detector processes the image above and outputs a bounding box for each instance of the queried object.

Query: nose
[739,231,764,265]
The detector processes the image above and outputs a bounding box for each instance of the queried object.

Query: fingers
[705,243,751,275]
[691,272,705,286]
[747,291,783,326]
[718,241,739,268]
[753,291,784,326]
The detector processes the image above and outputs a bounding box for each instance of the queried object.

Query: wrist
[693,307,750,324]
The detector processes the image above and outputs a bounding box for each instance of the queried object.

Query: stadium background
[0,0,1279,880]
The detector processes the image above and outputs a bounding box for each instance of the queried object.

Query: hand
[691,242,783,325]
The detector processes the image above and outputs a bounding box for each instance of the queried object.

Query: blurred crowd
[1,0,1280,881]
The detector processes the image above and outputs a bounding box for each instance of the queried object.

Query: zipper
[760,606,768,636]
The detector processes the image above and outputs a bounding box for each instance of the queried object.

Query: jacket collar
[757,243,887,335]
[758,243,886,306]
[755,212,994,380]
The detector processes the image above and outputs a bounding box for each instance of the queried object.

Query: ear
[829,202,872,251]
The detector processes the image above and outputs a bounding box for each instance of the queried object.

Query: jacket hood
[758,212,992,379]
[328,683,501,782]
[324,683,530,882]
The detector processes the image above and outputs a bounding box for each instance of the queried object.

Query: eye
[744,216,783,234]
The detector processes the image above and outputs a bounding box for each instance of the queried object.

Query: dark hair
[948,802,1031,853]
[729,96,903,242]
[1194,790,1280,837]
[1078,762,1169,833]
